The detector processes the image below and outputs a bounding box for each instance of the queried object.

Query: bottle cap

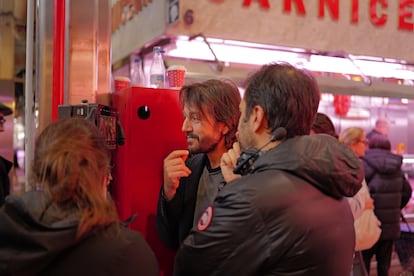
[153,46,164,54]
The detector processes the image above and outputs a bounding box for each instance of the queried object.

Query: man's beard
[237,122,252,152]
[187,133,223,155]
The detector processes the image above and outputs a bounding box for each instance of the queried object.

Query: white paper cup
[114,76,130,92]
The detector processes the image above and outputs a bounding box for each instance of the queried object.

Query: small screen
[98,105,117,150]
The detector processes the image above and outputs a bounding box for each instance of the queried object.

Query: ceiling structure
[3,0,414,101]
[0,0,27,117]
[0,0,26,80]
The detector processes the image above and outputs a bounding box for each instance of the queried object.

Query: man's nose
[181,118,192,132]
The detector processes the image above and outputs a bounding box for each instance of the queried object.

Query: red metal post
[52,0,65,121]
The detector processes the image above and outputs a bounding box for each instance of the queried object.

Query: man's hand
[365,197,374,210]
[163,150,191,200]
[220,142,242,184]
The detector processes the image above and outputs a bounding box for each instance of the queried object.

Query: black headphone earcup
[233,148,261,175]
[232,129,285,175]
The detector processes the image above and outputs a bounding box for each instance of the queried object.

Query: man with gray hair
[366,117,390,142]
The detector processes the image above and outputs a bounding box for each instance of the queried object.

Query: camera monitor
[58,103,118,150]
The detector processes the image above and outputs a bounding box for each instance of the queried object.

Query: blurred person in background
[360,134,412,276]
[316,118,375,276]
[327,124,375,219]
[0,103,14,206]
[0,118,159,276]
[156,79,241,249]
[310,112,339,138]
[174,63,363,276]
[313,116,373,218]
[339,127,368,159]
[366,117,390,142]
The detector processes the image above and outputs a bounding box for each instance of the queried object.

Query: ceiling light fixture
[165,36,414,84]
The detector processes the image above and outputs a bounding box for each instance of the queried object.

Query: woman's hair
[179,79,241,149]
[339,127,364,145]
[311,113,338,138]
[368,134,391,151]
[30,118,119,239]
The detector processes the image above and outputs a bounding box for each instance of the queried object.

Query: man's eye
[190,115,201,122]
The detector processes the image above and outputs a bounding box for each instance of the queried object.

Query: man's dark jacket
[156,154,208,249]
[362,148,412,240]
[174,134,363,276]
[0,156,12,206]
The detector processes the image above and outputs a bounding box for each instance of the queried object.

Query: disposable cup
[114,76,130,92]
[167,65,186,89]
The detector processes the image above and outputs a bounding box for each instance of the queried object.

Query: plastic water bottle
[130,57,146,87]
[149,46,165,88]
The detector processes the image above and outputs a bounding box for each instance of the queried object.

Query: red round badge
[197,206,213,231]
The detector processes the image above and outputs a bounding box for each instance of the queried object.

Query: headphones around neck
[233,127,287,175]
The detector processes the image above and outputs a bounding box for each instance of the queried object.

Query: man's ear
[251,105,266,133]
[221,125,229,136]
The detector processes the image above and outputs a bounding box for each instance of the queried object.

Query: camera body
[58,103,118,150]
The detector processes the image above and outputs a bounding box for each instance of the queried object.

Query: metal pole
[24,0,35,189]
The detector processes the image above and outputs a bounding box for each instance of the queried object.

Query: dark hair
[242,63,320,138]
[179,79,241,149]
[312,112,338,138]
[31,118,119,239]
[368,134,391,151]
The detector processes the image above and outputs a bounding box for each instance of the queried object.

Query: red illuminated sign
[237,0,414,31]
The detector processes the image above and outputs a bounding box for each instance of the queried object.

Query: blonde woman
[339,127,368,158]
[340,127,379,276]
[339,126,376,220]
[339,126,376,222]
[0,118,159,276]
